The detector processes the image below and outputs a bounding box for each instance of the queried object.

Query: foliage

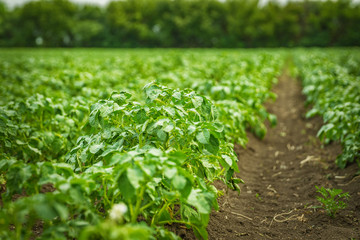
[1,47,359,238]
[314,186,350,218]
[65,83,241,239]
[0,0,360,47]
[0,49,281,239]
[295,50,360,168]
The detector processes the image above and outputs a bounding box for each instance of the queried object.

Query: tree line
[0,0,359,48]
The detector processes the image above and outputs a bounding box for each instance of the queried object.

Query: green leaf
[192,96,203,108]
[317,123,335,138]
[145,85,162,101]
[193,225,208,240]
[71,220,90,227]
[4,140,11,148]
[268,114,277,127]
[181,179,193,199]
[164,106,176,117]
[89,110,99,127]
[111,91,132,105]
[89,143,104,154]
[147,148,163,157]
[118,173,136,201]
[163,123,174,133]
[204,134,219,154]
[135,109,147,124]
[221,154,232,168]
[34,202,57,220]
[306,108,318,118]
[157,129,167,142]
[168,151,187,165]
[28,144,42,155]
[53,202,69,221]
[127,168,143,189]
[187,189,212,214]
[141,119,150,133]
[172,92,181,100]
[164,167,177,179]
[196,129,210,144]
[182,205,198,222]
[16,139,26,145]
[188,125,196,134]
[172,175,187,190]
[0,159,16,171]
[158,208,172,222]
[109,153,131,166]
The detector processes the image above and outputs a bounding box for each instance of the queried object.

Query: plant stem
[131,185,145,223]
[151,200,169,227]
[158,219,198,230]
[138,133,143,148]
[111,192,121,205]
[139,201,155,212]
[102,178,111,207]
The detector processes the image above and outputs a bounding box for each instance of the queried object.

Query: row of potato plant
[294,51,360,169]
[0,83,241,239]
[0,50,282,239]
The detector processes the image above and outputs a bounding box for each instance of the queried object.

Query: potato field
[0,49,359,239]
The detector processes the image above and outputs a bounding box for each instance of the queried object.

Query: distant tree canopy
[0,0,359,47]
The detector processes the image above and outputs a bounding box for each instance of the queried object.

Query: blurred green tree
[0,0,359,47]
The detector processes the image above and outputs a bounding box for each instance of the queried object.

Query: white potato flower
[109,203,128,221]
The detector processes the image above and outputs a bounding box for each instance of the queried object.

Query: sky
[0,0,333,8]
[3,0,107,8]
[2,0,360,8]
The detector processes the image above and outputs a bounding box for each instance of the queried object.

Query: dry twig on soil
[269,210,305,227]
[228,211,253,221]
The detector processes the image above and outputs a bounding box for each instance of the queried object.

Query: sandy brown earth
[182,70,360,239]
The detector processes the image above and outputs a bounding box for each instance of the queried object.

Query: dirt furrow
[203,70,360,239]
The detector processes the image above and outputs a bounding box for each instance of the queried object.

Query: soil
[182,70,360,239]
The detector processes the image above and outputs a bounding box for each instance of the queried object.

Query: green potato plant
[295,51,360,168]
[314,186,350,218]
[0,49,284,239]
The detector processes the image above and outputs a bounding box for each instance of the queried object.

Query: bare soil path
[186,70,360,239]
